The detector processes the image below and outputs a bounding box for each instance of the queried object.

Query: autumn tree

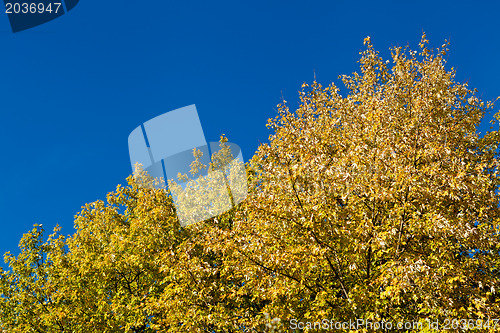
[0,148,259,332]
[1,34,500,332]
[229,34,500,331]
[0,225,67,332]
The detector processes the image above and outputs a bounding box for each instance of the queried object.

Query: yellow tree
[229,34,500,331]
[0,225,67,332]
[1,34,500,332]
[0,146,257,332]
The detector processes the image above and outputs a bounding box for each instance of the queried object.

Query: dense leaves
[1,35,499,332]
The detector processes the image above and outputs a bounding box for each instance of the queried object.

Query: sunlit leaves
[1,34,500,332]
[233,33,500,330]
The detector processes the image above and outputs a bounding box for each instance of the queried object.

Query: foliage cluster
[1,35,500,332]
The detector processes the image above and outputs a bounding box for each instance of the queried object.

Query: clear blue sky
[1,0,499,262]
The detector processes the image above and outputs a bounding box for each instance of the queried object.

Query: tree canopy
[1,34,500,332]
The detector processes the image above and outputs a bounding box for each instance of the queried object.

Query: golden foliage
[1,34,500,332]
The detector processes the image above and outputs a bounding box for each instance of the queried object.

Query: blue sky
[0,0,499,262]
